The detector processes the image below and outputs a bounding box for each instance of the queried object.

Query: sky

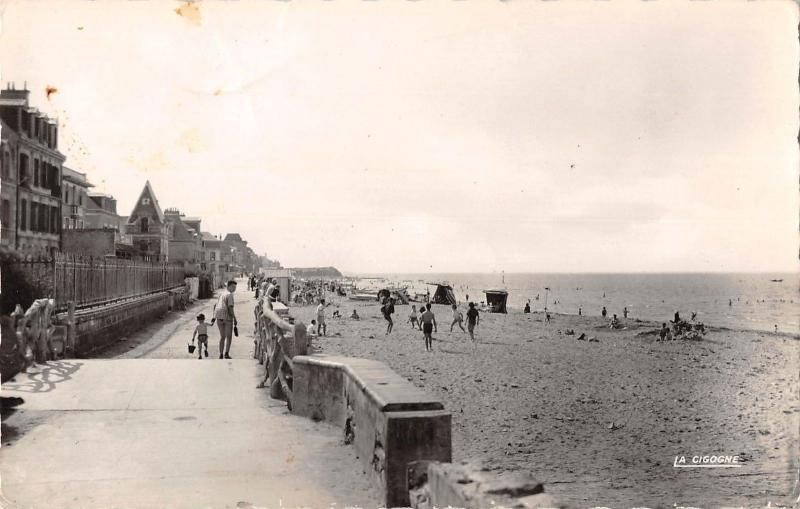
[0,0,797,274]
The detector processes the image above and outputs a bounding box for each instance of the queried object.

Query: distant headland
[288,267,343,278]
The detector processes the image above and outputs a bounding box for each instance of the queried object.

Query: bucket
[188,344,196,354]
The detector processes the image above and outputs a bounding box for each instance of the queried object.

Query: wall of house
[62,229,116,257]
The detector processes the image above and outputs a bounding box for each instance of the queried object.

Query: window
[31,203,38,232]
[33,159,39,187]
[140,217,149,233]
[20,200,27,230]
[1,151,7,179]
[1,200,9,228]
[142,198,150,205]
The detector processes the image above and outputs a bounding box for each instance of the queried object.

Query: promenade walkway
[0,286,379,509]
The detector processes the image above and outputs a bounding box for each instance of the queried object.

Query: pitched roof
[224,233,244,243]
[128,180,165,223]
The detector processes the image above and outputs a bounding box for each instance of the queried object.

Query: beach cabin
[483,289,509,313]
[430,284,457,306]
[261,268,293,304]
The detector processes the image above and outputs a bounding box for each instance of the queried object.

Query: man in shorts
[383,298,396,335]
[466,302,479,342]
[419,303,437,351]
[316,298,328,336]
[214,280,238,359]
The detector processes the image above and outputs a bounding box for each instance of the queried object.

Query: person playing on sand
[382,297,396,335]
[351,309,360,320]
[408,305,420,330]
[450,304,465,333]
[420,303,437,351]
[658,323,668,341]
[610,314,620,329]
[466,302,479,342]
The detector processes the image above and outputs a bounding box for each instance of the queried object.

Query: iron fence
[2,253,186,313]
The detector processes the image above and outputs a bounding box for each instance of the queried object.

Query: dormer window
[142,198,150,205]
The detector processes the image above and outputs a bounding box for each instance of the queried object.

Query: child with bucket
[191,313,213,359]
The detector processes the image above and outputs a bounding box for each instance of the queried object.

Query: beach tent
[483,289,509,313]
[430,284,457,306]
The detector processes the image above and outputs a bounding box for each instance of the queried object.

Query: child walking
[192,313,212,359]
[450,304,465,333]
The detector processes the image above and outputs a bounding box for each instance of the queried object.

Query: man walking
[213,280,238,359]
[466,302,479,342]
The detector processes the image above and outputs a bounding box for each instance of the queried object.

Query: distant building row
[0,83,274,279]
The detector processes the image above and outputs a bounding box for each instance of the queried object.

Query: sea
[352,273,799,334]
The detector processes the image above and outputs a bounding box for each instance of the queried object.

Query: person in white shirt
[307,320,318,338]
[316,299,328,336]
[213,280,238,359]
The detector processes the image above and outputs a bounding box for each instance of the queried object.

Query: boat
[770,279,783,283]
[349,292,378,301]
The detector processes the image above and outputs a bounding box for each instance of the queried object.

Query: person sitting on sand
[307,320,318,339]
[408,305,420,330]
[332,309,341,319]
[610,314,620,329]
[524,302,531,314]
[577,332,586,341]
[351,309,360,320]
[450,304,465,333]
[420,303,437,351]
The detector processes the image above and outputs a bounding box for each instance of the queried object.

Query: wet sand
[293,296,799,507]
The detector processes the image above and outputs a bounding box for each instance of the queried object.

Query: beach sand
[293,295,799,507]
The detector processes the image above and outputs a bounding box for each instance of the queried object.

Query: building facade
[61,167,93,230]
[125,181,168,260]
[0,85,65,254]
[164,208,200,272]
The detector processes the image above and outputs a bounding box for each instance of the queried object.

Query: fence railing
[254,299,307,410]
[3,254,186,313]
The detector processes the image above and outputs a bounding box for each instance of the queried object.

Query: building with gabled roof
[125,180,168,260]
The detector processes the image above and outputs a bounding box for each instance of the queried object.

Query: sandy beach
[292,294,799,508]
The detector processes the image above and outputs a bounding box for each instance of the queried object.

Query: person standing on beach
[420,303,437,351]
[623,307,628,319]
[466,302,479,342]
[578,306,582,316]
[601,306,607,318]
[316,299,328,336]
[408,305,420,330]
[383,298,396,335]
[213,280,237,359]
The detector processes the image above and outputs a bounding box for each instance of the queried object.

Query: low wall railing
[254,298,307,410]
[0,298,71,381]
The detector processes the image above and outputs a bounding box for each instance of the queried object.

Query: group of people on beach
[403,302,480,350]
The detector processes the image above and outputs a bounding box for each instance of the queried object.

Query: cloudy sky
[1,1,797,273]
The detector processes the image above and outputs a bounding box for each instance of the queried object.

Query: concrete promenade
[0,286,380,509]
